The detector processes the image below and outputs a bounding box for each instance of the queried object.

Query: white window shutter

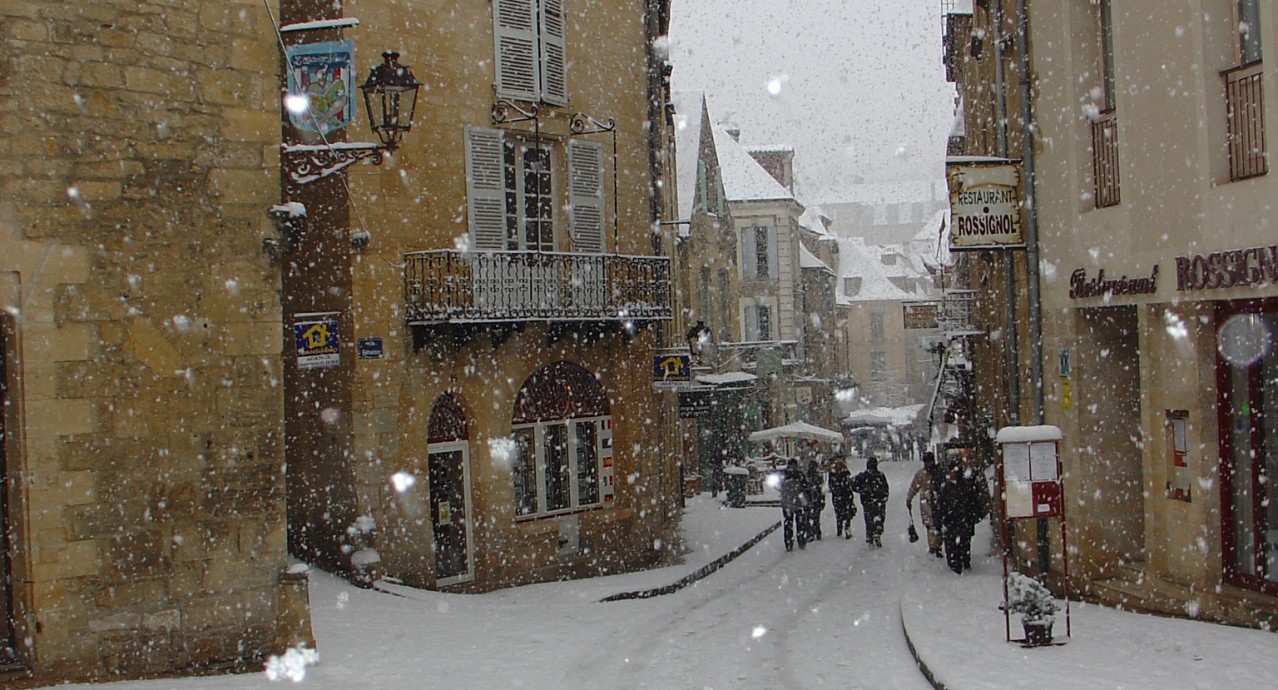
[741,228,757,279]
[744,306,758,341]
[567,139,604,253]
[465,126,506,251]
[494,0,539,101]
[540,0,568,105]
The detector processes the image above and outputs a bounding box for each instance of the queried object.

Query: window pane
[544,423,570,511]
[757,306,771,341]
[576,421,599,505]
[1239,0,1262,63]
[512,427,538,516]
[755,227,770,278]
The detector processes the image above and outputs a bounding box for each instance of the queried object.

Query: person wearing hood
[850,457,890,547]
[779,458,810,551]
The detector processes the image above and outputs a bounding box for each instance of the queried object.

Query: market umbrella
[748,421,844,444]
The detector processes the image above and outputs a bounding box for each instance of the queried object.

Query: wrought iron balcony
[404,250,672,325]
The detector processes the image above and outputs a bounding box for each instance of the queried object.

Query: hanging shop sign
[903,302,940,329]
[653,354,691,382]
[294,312,341,369]
[946,159,1023,250]
[678,390,712,418]
[1067,266,1160,300]
[1173,244,1278,292]
[285,40,356,135]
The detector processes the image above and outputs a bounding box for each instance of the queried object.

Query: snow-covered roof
[696,371,758,387]
[799,243,834,275]
[672,90,706,222]
[836,237,922,303]
[995,425,1064,443]
[710,121,796,204]
[798,204,834,238]
[744,144,794,154]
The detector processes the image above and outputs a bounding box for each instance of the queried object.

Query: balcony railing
[1091,110,1121,208]
[1224,61,1267,181]
[404,250,672,325]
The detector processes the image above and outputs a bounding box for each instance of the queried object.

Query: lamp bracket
[282,142,385,185]
[492,99,539,126]
[569,112,615,135]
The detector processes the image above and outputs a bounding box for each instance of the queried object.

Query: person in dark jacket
[806,459,825,541]
[779,458,810,551]
[850,457,890,547]
[936,452,992,574]
[828,458,856,539]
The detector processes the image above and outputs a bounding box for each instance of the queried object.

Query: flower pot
[1022,619,1053,646]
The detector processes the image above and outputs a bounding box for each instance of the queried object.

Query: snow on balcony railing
[404,250,672,325]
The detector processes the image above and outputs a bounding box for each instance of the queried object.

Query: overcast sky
[668,0,957,204]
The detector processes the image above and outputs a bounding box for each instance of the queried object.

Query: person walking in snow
[828,457,856,539]
[780,458,810,551]
[905,451,944,558]
[806,458,825,541]
[851,457,890,547]
[937,451,991,574]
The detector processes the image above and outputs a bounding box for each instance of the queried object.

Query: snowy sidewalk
[900,566,1278,690]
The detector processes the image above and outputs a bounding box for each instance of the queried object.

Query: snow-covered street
[66,459,1278,690]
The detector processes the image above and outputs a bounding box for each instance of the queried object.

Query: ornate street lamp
[284,51,421,185]
[360,51,420,151]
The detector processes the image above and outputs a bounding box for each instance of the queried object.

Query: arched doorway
[427,393,473,586]
[509,362,615,554]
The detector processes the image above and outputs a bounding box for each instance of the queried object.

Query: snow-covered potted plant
[1005,572,1060,645]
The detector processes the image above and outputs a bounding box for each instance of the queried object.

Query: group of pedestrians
[780,455,890,552]
[905,450,992,574]
[778,447,992,571]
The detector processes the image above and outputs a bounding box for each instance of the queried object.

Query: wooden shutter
[744,305,759,341]
[567,139,604,253]
[495,0,539,101]
[539,0,568,105]
[465,126,506,251]
[741,227,757,279]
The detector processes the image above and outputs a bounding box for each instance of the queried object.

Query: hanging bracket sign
[946,158,1024,251]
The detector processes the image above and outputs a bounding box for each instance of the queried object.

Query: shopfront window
[1219,308,1278,592]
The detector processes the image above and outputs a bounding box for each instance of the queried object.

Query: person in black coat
[828,459,856,539]
[936,453,991,574]
[779,458,810,551]
[850,457,890,547]
[806,459,825,541]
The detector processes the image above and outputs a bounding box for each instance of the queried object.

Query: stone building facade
[276,0,680,593]
[1,0,308,685]
[946,0,1278,628]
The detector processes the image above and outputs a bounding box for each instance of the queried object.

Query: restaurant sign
[1174,244,1278,292]
[946,160,1023,250]
[903,302,940,329]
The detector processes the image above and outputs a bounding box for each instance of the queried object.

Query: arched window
[428,392,468,443]
[510,362,614,517]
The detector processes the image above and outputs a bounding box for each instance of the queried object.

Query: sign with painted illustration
[294,313,341,369]
[286,40,356,135]
[946,160,1023,250]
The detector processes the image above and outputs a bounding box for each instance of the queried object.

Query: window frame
[511,415,610,520]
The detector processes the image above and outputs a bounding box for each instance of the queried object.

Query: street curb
[900,599,948,690]
[600,520,782,602]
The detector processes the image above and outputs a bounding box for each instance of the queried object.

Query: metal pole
[1014,0,1050,577]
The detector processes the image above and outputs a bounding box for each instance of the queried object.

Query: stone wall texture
[1,0,305,684]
